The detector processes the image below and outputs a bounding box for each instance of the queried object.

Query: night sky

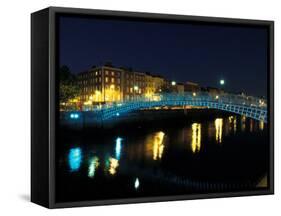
[59,15,268,97]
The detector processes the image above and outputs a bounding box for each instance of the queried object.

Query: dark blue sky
[59,16,268,97]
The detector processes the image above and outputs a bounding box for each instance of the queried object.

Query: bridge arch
[98,93,267,123]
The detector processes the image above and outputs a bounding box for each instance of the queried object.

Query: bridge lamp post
[219,79,225,94]
[171,81,177,94]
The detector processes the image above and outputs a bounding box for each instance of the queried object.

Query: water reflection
[88,156,99,178]
[233,116,237,133]
[228,116,237,133]
[250,119,254,132]
[215,118,223,143]
[259,121,264,131]
[134,178,140,190]
[241,115,246,132]
[191,123,201,153]
[59,115,268,202]
[115,137,123,160]
[142,131,166,161]
[108,157,119,175]
[153,131,165,160]
[68,147,82,172]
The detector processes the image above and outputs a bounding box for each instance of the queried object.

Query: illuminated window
[95,71,98,75]
[111,71,115,76]
[105,70,109,75]
[99,77,101,82]
[111,77,115,83]
[105,77,108,83]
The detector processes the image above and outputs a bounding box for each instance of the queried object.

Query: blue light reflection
[115,137,123,160]
[68,147,82,172]
[70,113,79,119]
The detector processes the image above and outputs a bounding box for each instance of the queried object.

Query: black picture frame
[31,6,274,209]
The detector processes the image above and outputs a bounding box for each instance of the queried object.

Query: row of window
[82,84,123,92]
[82,85,145,93]
[80,81,153,89]
[80,76,122,84]
[105,70,120,76]
[105,77,121,84]
[80,70,121,78]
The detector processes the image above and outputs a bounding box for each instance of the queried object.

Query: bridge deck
[62,93,267,125]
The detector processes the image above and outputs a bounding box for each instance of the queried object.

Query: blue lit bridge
[61,92,267,127]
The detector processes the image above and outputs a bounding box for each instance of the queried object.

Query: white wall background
[0,0,279,214]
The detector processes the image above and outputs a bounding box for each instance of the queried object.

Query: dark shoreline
[60,108,234,132]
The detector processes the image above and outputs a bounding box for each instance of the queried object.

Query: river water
[56,112,269,203]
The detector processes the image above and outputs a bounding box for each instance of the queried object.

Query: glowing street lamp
[220,79,225,85]
[171,81,176,86]
[134,178,140,190]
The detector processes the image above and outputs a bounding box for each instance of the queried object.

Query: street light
[171,81,176,86]
[220,79,225,85]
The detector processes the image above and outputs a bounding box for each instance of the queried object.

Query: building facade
[78,65,202,105]
[78,66,123,103]
[184,81,200,92]
[78,66,168,104]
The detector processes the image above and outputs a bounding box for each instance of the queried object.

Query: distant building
[78,65,166,103]
[152,75,165,93]
[184,81,200,92]
[205,87,224,96]
[123,70,146,101]
[78,66,123,103]
[176,83,184,93]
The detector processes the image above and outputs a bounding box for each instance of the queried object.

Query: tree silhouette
[59,65,80,103]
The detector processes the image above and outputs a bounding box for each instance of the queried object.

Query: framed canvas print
[31,7,274,208]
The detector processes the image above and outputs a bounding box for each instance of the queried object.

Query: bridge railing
[62,92,267,124]
[94,92,267,111]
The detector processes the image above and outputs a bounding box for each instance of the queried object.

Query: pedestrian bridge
[65,92,267,124]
